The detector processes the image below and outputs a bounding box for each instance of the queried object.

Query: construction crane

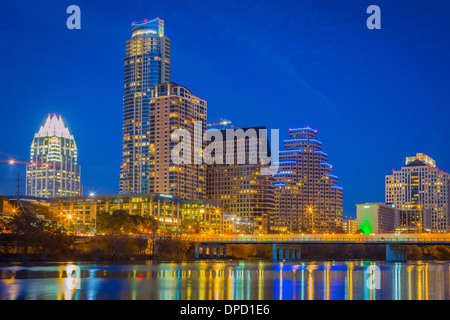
[207,118,233,129]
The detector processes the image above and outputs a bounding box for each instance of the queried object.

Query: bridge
[188,234,450,262]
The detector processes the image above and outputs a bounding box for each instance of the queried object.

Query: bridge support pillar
[273,244,301,262]
[195,243,199,259]
[279,246,284,261]
[386,244,407,262]
[272,244,277,261]
[195,244,228,259]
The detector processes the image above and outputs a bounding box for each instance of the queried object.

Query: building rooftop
[405,160,429,167]
[36,114,72,139]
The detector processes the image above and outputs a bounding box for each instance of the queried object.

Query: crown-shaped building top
[36,114,72,139]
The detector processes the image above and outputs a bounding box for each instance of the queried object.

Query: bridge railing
[186,236,450,244]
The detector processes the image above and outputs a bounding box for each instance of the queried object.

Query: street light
[307,206,315,233]
[89,192,96,234]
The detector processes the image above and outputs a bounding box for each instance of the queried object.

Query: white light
[89,192,95,197]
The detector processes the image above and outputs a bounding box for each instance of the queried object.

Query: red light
[144,19,147,22]
[307,126,310,129]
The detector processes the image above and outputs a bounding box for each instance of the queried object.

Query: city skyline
[1,1,450,219]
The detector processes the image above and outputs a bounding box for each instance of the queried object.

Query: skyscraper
[120,18,170,194]
[26,115,81,198]
[147,82,207,200]
[273,127,343,233]
[206,127,274,233]
[386,153,450,233]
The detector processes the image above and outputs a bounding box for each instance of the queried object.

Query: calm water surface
[0,260,449,300]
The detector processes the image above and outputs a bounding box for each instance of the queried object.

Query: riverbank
[2,235,450,262]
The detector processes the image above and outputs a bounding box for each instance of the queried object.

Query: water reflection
[0,261,449,300]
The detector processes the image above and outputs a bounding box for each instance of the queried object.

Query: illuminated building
[51,193,222,233]
[1,195,55,222]
[120,18,171,194]
[386,153,450,233]
[140,82,206,199]
[397,208,431,234]
[342,217,358,234]
[273,127,343,233]
[206,127,274,234]
[26,115,81,198]
[356,203,396,234]
[406,153,435,167]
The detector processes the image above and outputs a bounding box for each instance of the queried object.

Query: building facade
[342,217,358,234]
[144,82,207,199]
[273,127,343,233]
[397,208,431,233]
[120,18,171,194]
[26,115,81,198]
[386,153,450,233]
[356,203,397,234]
[206,127,274,234]
[51,193,222,234]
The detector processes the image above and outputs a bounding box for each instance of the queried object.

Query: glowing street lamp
[307,206,315,233]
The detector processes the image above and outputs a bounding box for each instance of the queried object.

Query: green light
[360,220,372,234]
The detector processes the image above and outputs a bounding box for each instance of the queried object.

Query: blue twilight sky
[0,0,449,218]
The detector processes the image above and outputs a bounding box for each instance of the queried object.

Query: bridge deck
[187,234,450,245]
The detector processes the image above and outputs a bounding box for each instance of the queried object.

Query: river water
[0,260,449,300]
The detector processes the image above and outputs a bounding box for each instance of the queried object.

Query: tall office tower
[144,82,207,199]
[386,153,450,233]
[273,127,343,233]
[206,127,274,233]
[26,115,81,198]
[120,18,171,194]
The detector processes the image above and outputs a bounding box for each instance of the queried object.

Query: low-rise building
[342,217,358,234]
[51,193,223,234]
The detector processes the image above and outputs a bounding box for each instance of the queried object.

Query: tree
[97,210,139,235]
[4,211,74,260]
[136,215,160,258]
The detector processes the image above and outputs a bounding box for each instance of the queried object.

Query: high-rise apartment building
[120,18,171,194]
[147,82,207,200]
[273,127,343,233]
[386,153,450,233]
[26,115,81,198]
[206,127,274,233]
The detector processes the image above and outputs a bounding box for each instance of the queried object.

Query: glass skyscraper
[120,18,171,193]
[26,115,81,198]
